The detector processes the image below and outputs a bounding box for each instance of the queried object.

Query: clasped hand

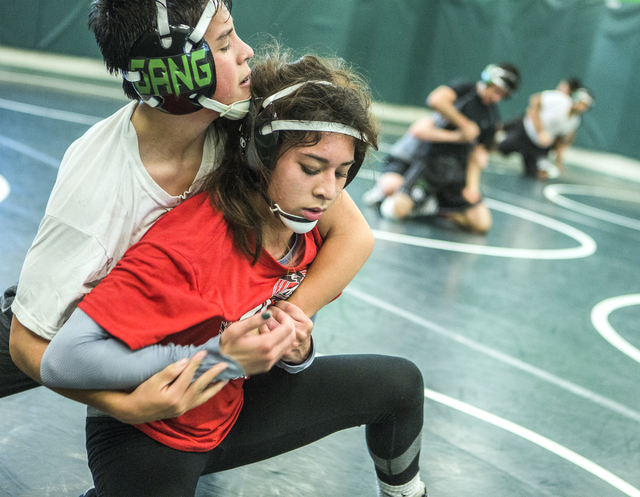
[114,302,311,424]
[219,301,313,374]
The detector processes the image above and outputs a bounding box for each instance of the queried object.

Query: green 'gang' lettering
[131,51,211,96]
[149,59,171,95]
[191,49,212,87]
[130,59,151,95]
[168,55,193,95]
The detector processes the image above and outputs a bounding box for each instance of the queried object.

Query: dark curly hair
[205,47,379,263]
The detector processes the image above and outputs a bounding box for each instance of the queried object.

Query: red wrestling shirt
[79,192,322,452]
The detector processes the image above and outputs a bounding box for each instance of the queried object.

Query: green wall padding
[0,1,101,58]
[1,0,639,160]
[582,3,640,159]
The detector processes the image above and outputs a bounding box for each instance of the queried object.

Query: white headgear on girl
[241,81,367,233]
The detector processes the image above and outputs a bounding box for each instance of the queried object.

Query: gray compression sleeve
[40,309,246,390]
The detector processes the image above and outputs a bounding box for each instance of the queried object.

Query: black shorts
[400,153,474,212]
[0,285,41,398]
[382,135,432,177]
[436,186,478,213]
[498,119,551,177]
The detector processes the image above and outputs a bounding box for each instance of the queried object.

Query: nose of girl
[313,171,338,201]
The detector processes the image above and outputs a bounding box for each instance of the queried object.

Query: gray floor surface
[1,59,639,497]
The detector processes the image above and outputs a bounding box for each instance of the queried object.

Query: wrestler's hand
[272,301,313,365]
[459,119,480,142]
[116,352,228,424]
[219,309,296,376]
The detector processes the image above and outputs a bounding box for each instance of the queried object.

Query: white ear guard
[480,64,520,97]
[572,88,594,107]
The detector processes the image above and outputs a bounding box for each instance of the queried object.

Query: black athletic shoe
[79,488,97,497]
[408,195,439,218]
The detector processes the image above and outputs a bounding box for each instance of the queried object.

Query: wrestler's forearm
[9,317,47,383]
[49,366,222,426]
[427,86,469,129]
[409,117,464,143]
[52,386,138,421]
[9,316,148,420]
[41,309,244,390]
[527,94,543,133]
[288,191,374,317]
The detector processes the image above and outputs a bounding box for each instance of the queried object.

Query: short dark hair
[564,77,582,94]
[89,0,231,99]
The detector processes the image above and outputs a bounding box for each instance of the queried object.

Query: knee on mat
[381,195,412,220]
[477,206,493,233]
[455,204,492,234]
[472,214,492,234]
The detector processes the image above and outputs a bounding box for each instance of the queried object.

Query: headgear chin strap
[197,95,251,120]
[269,203,317,234]
[123,0,250,119]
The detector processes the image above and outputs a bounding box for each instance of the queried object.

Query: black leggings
[498,119,551,177]
[0,285,41,398]
[86,355,424,497]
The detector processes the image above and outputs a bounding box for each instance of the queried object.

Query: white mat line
[0,134,60,169]
[544,184,640,231]
[0,70,126,101]
[426,388,640,497]
[592,295,640,364]
[0,174,9,204]
[0,98,102,126]
[344,286,640,424]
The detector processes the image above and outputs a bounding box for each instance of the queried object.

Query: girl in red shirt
[43,50,427,497]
